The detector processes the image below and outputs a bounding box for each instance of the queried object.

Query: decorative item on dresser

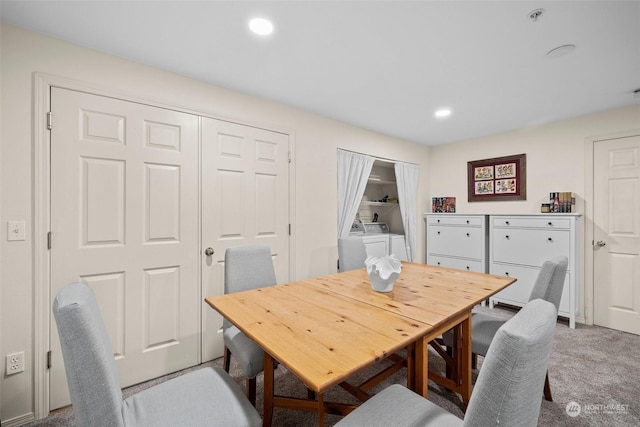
[425,214,489,273]
[489,214,581,328]
[431,197,456,213]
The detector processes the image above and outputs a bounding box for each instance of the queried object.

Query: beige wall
[429,104,640,333]
[429,106,640,214]
[2,21,640,424]
[0,23,431,423]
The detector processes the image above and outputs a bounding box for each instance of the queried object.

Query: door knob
[204,247,215,256]
[596,240,607,247]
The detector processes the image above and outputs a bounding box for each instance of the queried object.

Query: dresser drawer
[492,229,570,267]
[428,226,484,259]
[428,256,485,273]
[490,263,537,305]
[491,216,571,230]
[490,263,571,314]
[427,215,483,227]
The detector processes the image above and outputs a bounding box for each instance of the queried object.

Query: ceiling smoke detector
[528,8,545,22]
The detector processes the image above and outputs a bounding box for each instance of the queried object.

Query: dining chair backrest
[338,236,368,272]
[528,256,568,313]
[224,245,277,327]
[55,282,263,426]
[53,282,125,426]
[224,245,277,293]
[463,298,557,427]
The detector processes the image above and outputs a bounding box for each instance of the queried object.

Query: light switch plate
[7,220,26,241]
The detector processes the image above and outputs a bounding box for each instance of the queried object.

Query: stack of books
[548,192,575,213]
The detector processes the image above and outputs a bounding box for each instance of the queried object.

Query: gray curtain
[337,150,375,238]
[394,162,419,262]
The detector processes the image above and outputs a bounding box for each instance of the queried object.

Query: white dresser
[425,214,489,273]
[489,214,581,328]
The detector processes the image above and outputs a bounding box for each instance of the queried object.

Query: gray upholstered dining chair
[338,236,368,272]
[336,298,558,427]
[53,282,261,427]
[223,245,278,405]
[443,255,567,401]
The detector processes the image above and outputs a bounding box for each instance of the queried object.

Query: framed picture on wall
[467,154,526,202]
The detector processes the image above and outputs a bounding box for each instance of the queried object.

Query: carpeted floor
[30,304,639,426]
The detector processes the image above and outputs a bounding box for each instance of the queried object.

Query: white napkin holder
[365,254,402,292]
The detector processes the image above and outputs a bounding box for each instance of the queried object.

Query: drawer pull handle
[548,222,553,226]
[437,219,440,223]
[466,233,470,237]
[505,221,510,225]
[548,237,553,242]
[466,266,470,270]
[505,235,510,239]
[437,231,441,235]
[505,272,509,276]
[466,220,470,224]
[437,262,441,265]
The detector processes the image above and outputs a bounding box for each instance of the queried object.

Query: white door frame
[584,128,640,328]
[32,72,296,418]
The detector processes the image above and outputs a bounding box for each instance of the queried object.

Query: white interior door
[593,134,640,335]
[201,118,290,361]
[50,88,200,408]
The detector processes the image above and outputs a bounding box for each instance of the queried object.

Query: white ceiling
[2,0,639,146]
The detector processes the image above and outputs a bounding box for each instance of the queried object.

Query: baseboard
[2,412,35,427]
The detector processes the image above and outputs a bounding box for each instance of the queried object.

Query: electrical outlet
[6,352,25,375]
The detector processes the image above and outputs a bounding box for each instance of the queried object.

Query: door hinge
[47,112,53,130]
[289,224,291,236]
[47,231,52,250]
[47,351,52,369]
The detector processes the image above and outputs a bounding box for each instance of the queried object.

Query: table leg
[263,354,275,427]
[461,312,472,407]
[317,392,325,427]
[414,336,428,398]
[425,311,473,408]
[453,323,462,385]
[405,342,415,390]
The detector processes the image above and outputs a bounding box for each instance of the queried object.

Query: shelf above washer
[359,201,399,215]
[368,178,396,185]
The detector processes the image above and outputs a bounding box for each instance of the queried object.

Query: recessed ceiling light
[249,18,274,36]
[434,108,452,118]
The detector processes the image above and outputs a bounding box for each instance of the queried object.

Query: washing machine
[389,234,409,261]
[349,220,386,258]
[359,222,408,261]
[361,222,390,258]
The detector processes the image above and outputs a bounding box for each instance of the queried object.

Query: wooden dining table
[205,262,515,427]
